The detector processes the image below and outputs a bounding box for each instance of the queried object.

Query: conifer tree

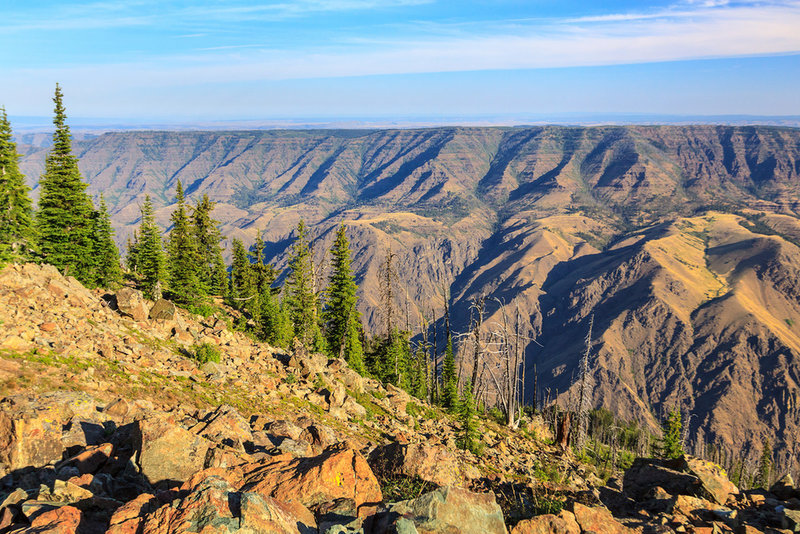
[36,84,95,282]
[285,220,324,350]
[323,224,364,372]
[758,438,772,489]
[167,181,201,304]
[662,407,684,459]
[229,238,253,308]
[125,231,139,272]
[410,345,429,400]
[191,194,226,296]
[458,382,478,453]
[136,196,166,299]
[90,195,122,288]
[263,293,294,348]
[0,107,34,264]
[442,334,459,410]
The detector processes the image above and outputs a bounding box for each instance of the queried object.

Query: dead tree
[469,295,486,392]
[575,314,594,452]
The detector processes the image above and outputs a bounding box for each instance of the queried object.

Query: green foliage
[759,438,772,489]
[323,224,364,372]
[192,342,221,364]
[167,181,202,304]
[89,195,122,289]
[285,220,324,350]
[441,334,458,410]
[35,85,96,283]
[0,108,35,265]
[379,475,434,503]
[458,382,480,454]
[408,345,428,400]
[662,407,684,459]
[191,194,227,296]
[135,196,166,299]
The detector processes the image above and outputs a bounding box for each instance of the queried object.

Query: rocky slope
[5,263,800,533]
[15,125,800,460]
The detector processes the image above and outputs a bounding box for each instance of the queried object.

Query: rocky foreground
[2,263,800,533]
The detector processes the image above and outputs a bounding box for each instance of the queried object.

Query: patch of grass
[406,401,438,420]
[191,343,221,364]
[379,475,435,503]
[786,318,795,328]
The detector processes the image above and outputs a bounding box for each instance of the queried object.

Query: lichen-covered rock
[572,503,632,534]
[115,288,149,322]
[369,442,461,487]
[133,415,211,487]
[386,486,507,534]
[680,456,739,505]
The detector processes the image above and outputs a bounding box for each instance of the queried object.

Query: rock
[680,456,739,505]
[242,444,383,518]
[386,486,507,534]
[198,404,253,451]
[26,505,83,534]
[133,415,212,487]
[669,494,717,521]
[772,474,798,501]
[623,458,700,502]
[276,438,313,457]
[115,288,149,322]
[267,420,304,441]
[511,511,581,534]
[369,442,461,487]
[140,475,316,534]
[149,298,177,321]
[0,395,74,471]
[784,509,800,532]
[299,423,338,455]
[104,398,130,419]
[37,479,94,503]
[572,503,632,534]
[58,443,114,475]
[106,493,159,534]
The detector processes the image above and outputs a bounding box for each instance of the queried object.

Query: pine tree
[90,195,122,288]
[758,438,772,489]
[229,238,253,309]
[191,194,226,296]
[167,181,201,304]
[442,334,458,410]
[662,407,684,459]
[410,345,429,400]
[36,84,95,282]
[323,224,364,372]
[125,231,139,272]
[458,382,478,453]
[263,293,294,348]
[0,107,34,264]
[285,220,324,350]
[136,196,166,299]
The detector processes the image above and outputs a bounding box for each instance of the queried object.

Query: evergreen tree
[90,195,122,288]
[263,292,294,348]
[458,382,478,453]
[662,407,684,459]
[191,194,227,296]
[36,84,95,282]
[125,231,139,272]
[758,438,772,489]
[323,224,364,372]
[442,334,459,410]
[0,107,34,264]
[167,181,201,304]
[409,345,429,400]
[136,196,166,299]
[285,220,324,350]
[229,238,253,309]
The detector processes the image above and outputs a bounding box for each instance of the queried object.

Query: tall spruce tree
[36,84,95,282]
[758,438,772,489]
[0,107,34,264]
[229,238,253,309]
[662,407,684,459]
[191,194,227,296]
[442,334,459,410]
[125,231,139,272]
[90,195,122,288]
[167,181,201,304]
[136,196,166,299]
[458,382,478,453]
[286,220,324,350]
[323,224,364,372]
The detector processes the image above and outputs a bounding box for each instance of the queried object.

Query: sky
[1,0,800,122]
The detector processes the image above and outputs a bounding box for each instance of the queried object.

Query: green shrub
[192,342,221,364]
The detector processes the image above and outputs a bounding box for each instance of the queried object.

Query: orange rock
[512,511,581,534]
[572,503,632,534]
[242,443,382,518]
[28,505,82,534]
[107,493,159,534]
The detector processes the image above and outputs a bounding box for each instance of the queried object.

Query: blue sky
[2,0,800,121]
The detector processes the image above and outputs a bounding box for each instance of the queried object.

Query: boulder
[299,423,338,455]
[784,509,800,532]
[133,415,212,487]
[140,476,316,534]
[58,443,114,475]
[0,395,75,471]
[149,298,177,321]
[385,486,507,534]
[511,511,581,534]
[198,404,253,451]
[26,505,83,534]
[680,456,739,505]
[623,458,699,502]
[242,444,383,518]
[106,493,159,534]
[37,479,94,504]
[115,288,148,322]
[369,442,461,487]
[572,503,632,534]
[771,474,798,501]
